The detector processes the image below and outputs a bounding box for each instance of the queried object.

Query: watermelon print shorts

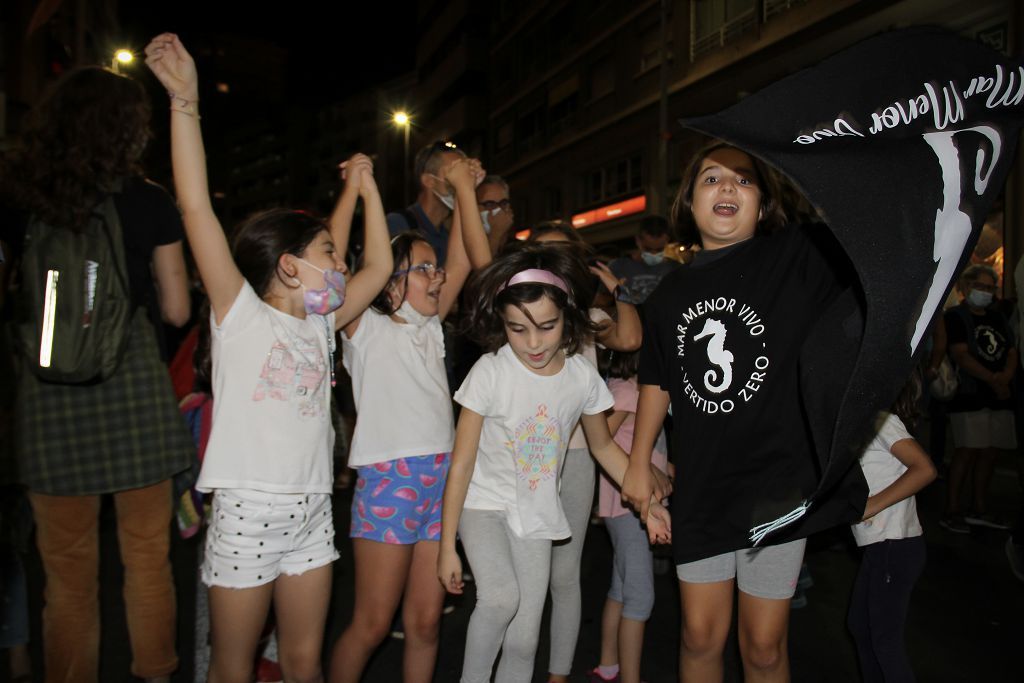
[350,453,450,544]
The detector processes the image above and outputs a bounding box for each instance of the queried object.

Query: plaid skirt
[15,310,194,496]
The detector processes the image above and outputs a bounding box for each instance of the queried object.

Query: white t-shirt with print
[342,308,455,467]
[454,344,614,540]
[850,413,924,546]
[198,281,335,494]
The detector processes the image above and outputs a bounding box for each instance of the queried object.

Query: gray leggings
[548,446,595,675]
[459,509,552,683]
[605,512,655,621]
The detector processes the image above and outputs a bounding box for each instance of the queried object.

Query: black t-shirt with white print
[944,303,1015,412]
[639,225,843,564]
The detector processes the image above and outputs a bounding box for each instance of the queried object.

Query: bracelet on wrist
[168,92,200,119]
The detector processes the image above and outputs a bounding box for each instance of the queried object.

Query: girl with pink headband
[438,243,671,683]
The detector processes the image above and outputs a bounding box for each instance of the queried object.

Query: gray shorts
[676,538,806,600]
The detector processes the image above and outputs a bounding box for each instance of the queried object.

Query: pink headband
[497,268,569,294]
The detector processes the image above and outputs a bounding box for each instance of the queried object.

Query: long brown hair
[671,141,787,247]
[1,67,151,229]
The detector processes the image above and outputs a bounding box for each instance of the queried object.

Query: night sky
[118,2,417,103]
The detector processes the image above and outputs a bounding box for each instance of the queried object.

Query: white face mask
[396,300,432,326]
[967,288,993,309]
[427,174,456,211]
[641,251,665,266]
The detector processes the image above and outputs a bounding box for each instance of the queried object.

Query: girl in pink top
[593,349,670,683]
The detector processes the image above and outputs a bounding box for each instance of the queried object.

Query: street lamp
[393,111,411,204]
[112,49,133,73]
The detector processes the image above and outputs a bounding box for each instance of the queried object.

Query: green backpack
[14,191,133,383]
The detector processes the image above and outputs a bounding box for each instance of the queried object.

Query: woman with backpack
[0,67,194,683]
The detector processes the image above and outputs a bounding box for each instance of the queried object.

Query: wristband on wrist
[168,92,200,119]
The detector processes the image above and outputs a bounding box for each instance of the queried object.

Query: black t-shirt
[639,226,843,563]
[944,303,1015,412]
[0,176,185,312]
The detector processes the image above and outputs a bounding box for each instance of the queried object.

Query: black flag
[681,27,1024,543]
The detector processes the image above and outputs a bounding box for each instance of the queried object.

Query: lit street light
[111,49,134,73]
[393,111,411,204]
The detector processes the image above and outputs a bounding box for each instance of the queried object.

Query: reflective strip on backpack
[39,269,59,368]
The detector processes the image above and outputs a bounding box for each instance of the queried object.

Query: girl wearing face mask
[146,34,394,683]
[940,264,1017,533]
[330,158,491,683]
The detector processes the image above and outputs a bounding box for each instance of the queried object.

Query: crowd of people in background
[0,30,1021,683]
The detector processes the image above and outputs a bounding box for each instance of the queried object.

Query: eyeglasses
[479,198,511,212]
[393,263,446,280]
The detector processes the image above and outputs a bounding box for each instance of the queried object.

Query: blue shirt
[386,202,448,266]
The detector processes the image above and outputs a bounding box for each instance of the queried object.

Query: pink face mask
[296,259,346,315]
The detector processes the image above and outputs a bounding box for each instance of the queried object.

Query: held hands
[646,502,672,544]
[338,153,377,198]
[444,158,486,193]
[437,548,465,594]
[650,464,673,501]
[144,33,199,102]
[621,460,654,520]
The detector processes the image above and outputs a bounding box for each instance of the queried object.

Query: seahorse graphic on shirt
[507,404,563,491]
[693,318,734,394]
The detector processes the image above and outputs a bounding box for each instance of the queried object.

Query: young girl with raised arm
[848,373,936,682]
[621,141,846,682]
[329,155,491,683]
[592,348,670,683]
[145,34,393,683]
[438,244,670,683]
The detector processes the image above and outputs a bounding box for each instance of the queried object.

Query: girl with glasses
[329,157,491,683]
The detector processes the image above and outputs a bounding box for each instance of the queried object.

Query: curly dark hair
[463,242,599,355]
[0,66,151,229]
[671,141,787,247]
[231,209,329,298]
[370,231,432,315]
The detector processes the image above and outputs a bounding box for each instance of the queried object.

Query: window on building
[691,0,757,62]
[638,25,672,73]
[589,58,615,102]
[545,186,563,217]
[548,74,580,136]
[496,121,514,151]
[584,154,644,205]
[517,106,545,153]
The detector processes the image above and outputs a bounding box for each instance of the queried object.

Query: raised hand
[590,261,623,294]
[338,153,375,197]
[443,157,476,193]
[467,158,487,187]
[144,33,198,101]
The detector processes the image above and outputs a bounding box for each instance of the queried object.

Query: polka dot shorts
[201,488,339,589]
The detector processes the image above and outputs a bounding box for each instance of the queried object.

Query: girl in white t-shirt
[329,156,491,683]
[848,374,937,682]
[526,222,647,683]
[439,243,671,683]
[146,35,393,683]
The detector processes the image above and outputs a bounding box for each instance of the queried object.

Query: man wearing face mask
[941,264,1017,534]
[608,215,681,305]
[386,140,467,266]
[476,175,515,253]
